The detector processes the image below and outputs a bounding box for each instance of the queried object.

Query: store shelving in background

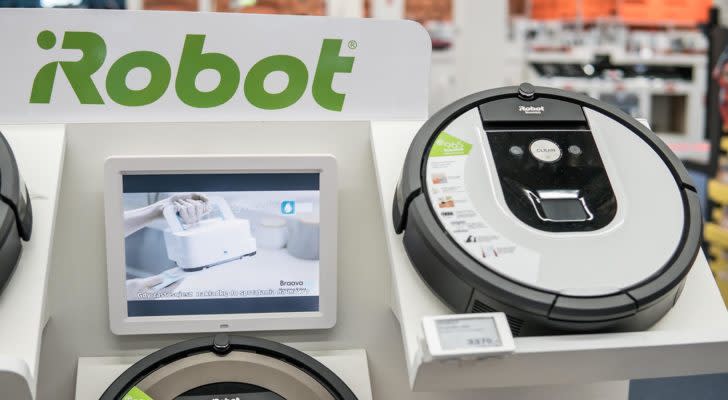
[704,153,728,306]
[521,0,711,159]
[702,8,728,308]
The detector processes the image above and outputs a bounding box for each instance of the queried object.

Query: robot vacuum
[393,84,702,335]
[0,131,32,293]
[101,334,358,400]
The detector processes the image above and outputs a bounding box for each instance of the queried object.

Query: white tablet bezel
[104,155,337,335]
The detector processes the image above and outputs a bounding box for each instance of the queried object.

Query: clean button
[529,139,562,163]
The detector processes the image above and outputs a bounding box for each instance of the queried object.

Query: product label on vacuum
[427,126,540,284]
[123,387,154,400]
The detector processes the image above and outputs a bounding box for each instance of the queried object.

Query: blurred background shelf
[705,222,728,248]
[709,179,728,204]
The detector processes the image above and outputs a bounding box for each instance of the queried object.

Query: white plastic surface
[371,120,728,392]
[0,124,66,399]
[75,348,373,400]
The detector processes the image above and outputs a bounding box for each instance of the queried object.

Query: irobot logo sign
[0,9,431,122]
[30,31,354,111]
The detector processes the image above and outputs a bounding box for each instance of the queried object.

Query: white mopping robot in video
[163,196,256,271]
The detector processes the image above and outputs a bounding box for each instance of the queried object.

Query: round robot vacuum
[100,334,358,400]
[393,83,702,336]
[0,131,33,293]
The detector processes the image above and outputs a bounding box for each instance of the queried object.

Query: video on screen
[122,173,320,317]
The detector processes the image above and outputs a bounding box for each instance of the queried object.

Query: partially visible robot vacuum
[101,335,358,400]
[393,84,702,335]
[0,131,32,293]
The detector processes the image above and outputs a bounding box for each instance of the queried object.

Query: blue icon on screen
[281,200,296,215]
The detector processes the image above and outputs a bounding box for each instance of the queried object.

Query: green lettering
[30,30,59,103]
[244,55,308,110]
[312,39,354,112]
[59,32,106,104]
[106,51,171,106]
[30,62,59,104]
[175,34,239,108]
[31,31,107,104]
[31,32,354,111]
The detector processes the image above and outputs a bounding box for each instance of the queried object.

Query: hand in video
[126,275,164,299]
[124,192,212,237]
[126,268,187,299]
[170,193,212,225]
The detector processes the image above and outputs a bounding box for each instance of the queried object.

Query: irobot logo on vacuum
[518,105,545,115]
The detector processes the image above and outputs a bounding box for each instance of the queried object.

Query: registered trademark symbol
[348,40,358,50]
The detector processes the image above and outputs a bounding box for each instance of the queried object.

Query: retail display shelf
[711,209,724,225]
[711,258,728,272]
[525,50,592,64]
[527,77,697,94]
[0,125,66,400]
[709,246,722,259]
[526,44,707,145]
[661,137,710,164]
[371,120,728,393]
[526,75,706,143]
[526,50,706,67]
[709,179,728,204]
[75,349,373,400]
[706,223,728,248]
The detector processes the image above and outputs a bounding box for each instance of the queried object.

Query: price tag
[422,313,515,360]
[437,317,501,350]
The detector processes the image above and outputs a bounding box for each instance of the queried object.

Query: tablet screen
[122,172,320,317]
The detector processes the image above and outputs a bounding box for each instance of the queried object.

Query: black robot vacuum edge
[100,334,358,400]
[0,130,33,293]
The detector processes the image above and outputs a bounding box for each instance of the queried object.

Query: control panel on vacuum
[479,84,617,233]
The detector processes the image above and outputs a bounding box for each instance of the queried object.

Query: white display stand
[370,121,728,394]
[0,125,66,400]
[75,349,373,400]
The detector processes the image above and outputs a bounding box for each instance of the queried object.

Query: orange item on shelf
[405,0,453,23]
[530,0,615,21]
[143,0,197,11]
[238,5,279,14]
[617,0,711,26]
[530,0,710,24]
[582,0,616,22]
[222,0,326,15]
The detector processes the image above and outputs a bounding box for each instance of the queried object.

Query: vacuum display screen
[121,173,321,317]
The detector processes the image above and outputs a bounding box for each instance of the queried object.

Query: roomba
[0,131,32,293]
[101,335,358,400]
[393,83,701,335]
